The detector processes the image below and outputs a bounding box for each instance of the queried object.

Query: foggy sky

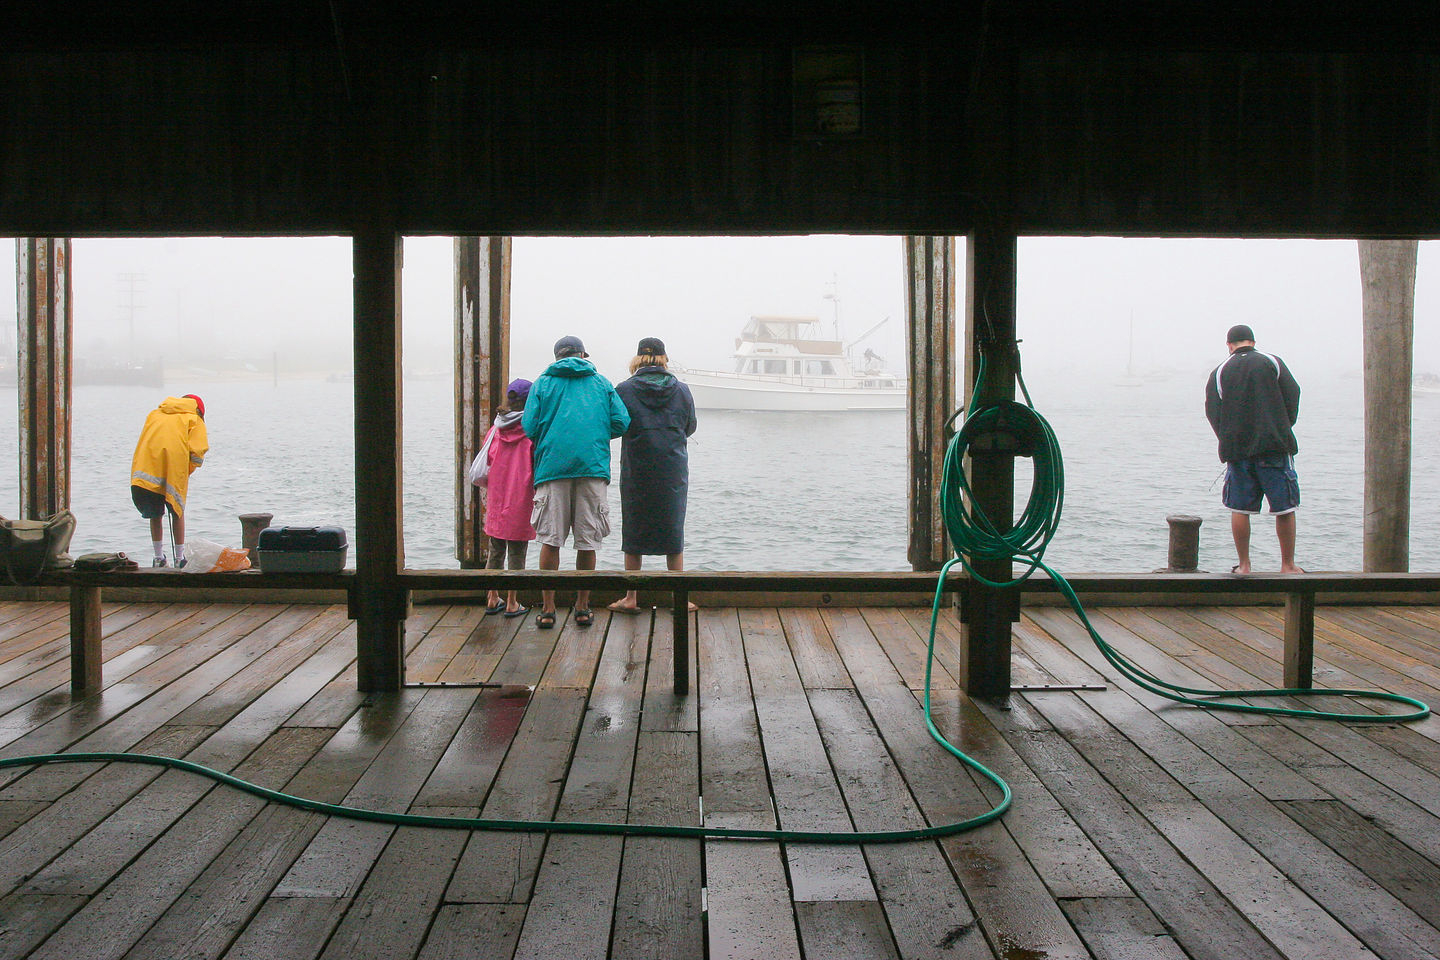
[4,235,1439,383]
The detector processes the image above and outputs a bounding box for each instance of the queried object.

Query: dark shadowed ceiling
[4,1,1439,237]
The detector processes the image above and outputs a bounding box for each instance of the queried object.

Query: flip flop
[485,601,506,616]
[535,611,556,629]
[503,604,531,618]
[573,609,595,626]
[606,602,642,614]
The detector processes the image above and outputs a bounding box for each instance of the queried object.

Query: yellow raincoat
[129,396,208,516]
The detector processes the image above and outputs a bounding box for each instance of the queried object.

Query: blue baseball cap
[553,335,587,359]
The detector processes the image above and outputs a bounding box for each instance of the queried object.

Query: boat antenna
[845,315,891,351]
[822,275,843,344]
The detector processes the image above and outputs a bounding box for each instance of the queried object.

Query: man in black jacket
[1205,324,1302,574]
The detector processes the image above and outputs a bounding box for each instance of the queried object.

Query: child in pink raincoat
[478,379,536,616]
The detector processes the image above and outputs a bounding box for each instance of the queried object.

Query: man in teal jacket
[522,335,631,628]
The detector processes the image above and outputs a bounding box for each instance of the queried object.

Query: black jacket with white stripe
[1204,345,1301,463]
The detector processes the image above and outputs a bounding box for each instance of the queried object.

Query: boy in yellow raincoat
[130,394,208,568]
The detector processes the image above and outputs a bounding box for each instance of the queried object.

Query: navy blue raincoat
[616,368,698,555]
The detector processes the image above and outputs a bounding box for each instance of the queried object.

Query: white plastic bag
[467,427,496,488]
[181,537,251,573]
[182,537,224,573]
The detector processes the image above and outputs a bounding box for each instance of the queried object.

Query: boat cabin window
[759,359,788,375]
[803,360,836,376]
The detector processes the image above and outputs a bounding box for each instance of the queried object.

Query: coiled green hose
[940,353,1429,724]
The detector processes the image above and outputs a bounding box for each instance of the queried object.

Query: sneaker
[175,558,187,569]
[152,556,167,568]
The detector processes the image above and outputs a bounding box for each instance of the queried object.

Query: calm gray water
[2,372,1435,573]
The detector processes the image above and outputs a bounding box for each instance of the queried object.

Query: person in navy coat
[608,337,698,613]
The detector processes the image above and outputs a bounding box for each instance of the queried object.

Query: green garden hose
[939,351,1429,724]
[1,350,1423,841]
[0,548,1014,844]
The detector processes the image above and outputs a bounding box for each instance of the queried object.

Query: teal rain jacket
[522,356,632,485]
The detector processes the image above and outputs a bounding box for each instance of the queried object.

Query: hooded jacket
[522,356,631,485]
[482,411,536,541]
[616,368,697,555]
[130,395,208,516]
[1205,345,1301,462]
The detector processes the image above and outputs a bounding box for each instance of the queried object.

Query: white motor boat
[679,314,906,411]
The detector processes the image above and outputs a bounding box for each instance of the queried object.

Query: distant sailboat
[1116,313,1145,387]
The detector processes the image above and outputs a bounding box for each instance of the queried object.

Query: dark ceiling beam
[6,0,1438,53]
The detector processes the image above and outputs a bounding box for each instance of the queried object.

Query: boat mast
[823,276,843,341]
[1127,310,1135,377]
[823,275,846,370]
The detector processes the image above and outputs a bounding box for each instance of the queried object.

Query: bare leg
[1230,512,1251,574]
[609,553,643,611]
[575,549,596,612]
[149,516,166,563]
[539,543,560,614]
[506,541,527,613]
[168,513,186,564]
[667,552,698,610]
[486,543,501,608]
[1275,512,1300,573]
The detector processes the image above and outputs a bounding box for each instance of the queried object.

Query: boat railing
[681,368,907,389]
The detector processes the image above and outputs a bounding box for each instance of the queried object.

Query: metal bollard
[1165,514,1203,571]
[238,512,274,566]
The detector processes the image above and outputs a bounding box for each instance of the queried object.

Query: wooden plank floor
[3,599,1440,959]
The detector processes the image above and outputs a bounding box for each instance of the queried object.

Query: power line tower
[116,271,146,364]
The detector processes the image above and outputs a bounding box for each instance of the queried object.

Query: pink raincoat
[482,415,536,542]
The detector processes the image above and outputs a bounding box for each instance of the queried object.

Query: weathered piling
[238,513,274,565]
[1165,514,1203,572]
[1359,239,1416,572]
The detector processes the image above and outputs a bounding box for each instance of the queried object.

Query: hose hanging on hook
[936,352,1429,723]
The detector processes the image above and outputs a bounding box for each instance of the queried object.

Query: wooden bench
[39,567,1440,697]
[45,568,355,693]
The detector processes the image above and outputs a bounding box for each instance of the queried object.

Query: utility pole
[116,271,146,365]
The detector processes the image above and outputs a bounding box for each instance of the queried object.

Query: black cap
[553,335,587,359]
[637,337,666,356]
[1226,324,1255,344]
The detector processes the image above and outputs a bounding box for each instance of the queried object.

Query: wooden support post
[353,228,408,691]
[70,583,102,693]
[454,236,512,568]
[957,227,1019,698]
[16,238,72,520]
[1283,590,1316,689]
[1359,239,1417,572]
[905,236,957,571]
[673,589,690,695]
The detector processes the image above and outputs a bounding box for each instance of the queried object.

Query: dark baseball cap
[506,378,532,400]
[637,337,666,356]
[1226,324,1255,344]
[553,335,587,359]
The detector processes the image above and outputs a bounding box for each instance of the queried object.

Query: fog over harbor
[3,236,1440,573]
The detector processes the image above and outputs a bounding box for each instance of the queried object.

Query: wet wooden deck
[2,598,1440,960]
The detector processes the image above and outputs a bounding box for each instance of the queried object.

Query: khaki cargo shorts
[531,477,611,551]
